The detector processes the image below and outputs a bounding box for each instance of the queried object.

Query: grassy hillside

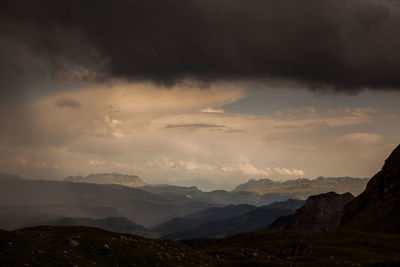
[1,226,400,266]
[0,226,215,266]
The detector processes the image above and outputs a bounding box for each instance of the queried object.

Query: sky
[1,0,400,190]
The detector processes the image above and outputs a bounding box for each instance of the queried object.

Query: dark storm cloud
[1,0,400,93]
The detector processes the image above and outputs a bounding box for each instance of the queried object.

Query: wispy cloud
[55,97,82,110]
[336,133,382,145]
[165,123,225,129]
[147,156,303,179]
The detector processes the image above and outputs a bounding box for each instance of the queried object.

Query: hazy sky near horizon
[1,0,400,190]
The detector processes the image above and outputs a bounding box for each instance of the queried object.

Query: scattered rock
[69,239,80,247]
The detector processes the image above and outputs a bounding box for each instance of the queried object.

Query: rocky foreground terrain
[1,226,399,266]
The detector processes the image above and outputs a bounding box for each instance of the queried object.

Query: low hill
[22,216,159,238]
[234,178,276,191]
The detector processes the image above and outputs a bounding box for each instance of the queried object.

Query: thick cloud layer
[1,0,400,93]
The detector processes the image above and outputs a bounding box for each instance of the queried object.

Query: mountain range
[162,199,305,240]
[234,176,369,199]
[0,171,371,237]
[0,145,399,265]
[0,178,213,228]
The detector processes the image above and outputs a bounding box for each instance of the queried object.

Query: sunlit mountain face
[1,0,400,191]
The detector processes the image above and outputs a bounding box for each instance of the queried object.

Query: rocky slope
[1,226,400,266]
[0,226,215,266]
[269,192,354,231]
[65,173,146,187]
[340,145,400,233]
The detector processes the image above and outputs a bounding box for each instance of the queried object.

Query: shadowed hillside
[22,217,159,238]
[340,145,400,234]
[1,226,400,266]
[270,192,354,231]
[161,199,305,240]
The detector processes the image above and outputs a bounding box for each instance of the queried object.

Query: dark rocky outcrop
[340,145,400,233]
[269,192,354,231]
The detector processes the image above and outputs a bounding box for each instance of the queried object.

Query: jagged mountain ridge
[139,184,295,206]
[340,144,400,233]
[234,176,369,199]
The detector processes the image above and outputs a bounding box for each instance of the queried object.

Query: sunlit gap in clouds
[0,78,398,190]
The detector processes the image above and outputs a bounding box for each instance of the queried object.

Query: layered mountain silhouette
[159,199,305,239]
[340,144,400,234]
[1,146,400,265]
[0,179,214,228]
[153,204,258,236]
[139,184,295,206]
[269,192,354,231]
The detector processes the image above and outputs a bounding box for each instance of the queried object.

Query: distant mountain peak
[234,178,276,191]
[234,176,369,198]
[64,173,146,187]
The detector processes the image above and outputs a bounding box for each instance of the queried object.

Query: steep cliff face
[340,145,400,233]
[269,192,354,231]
